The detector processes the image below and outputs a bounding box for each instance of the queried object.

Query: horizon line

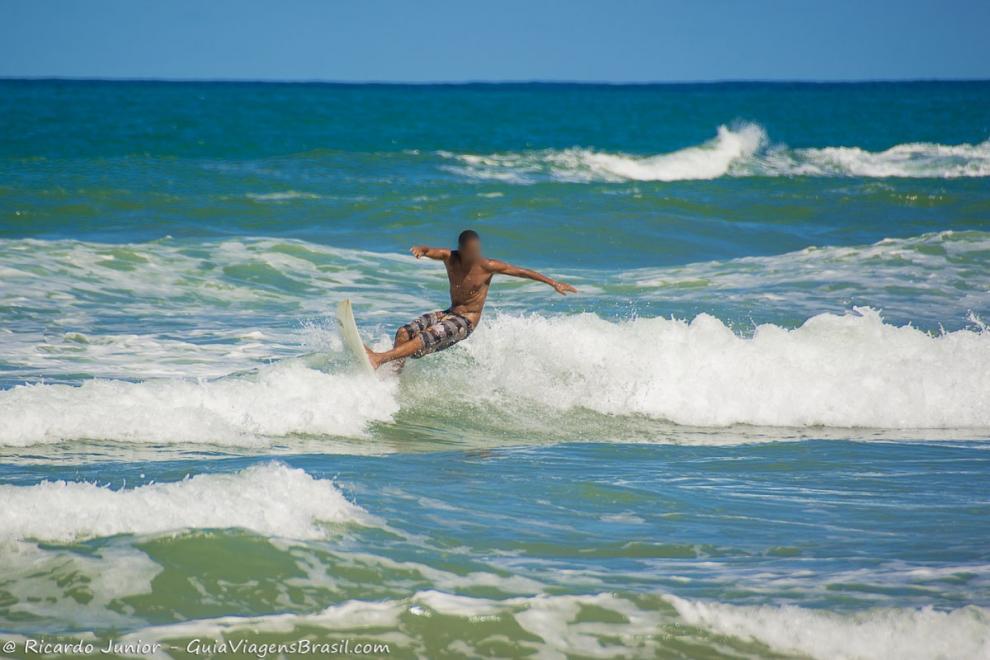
[2,75,989,86]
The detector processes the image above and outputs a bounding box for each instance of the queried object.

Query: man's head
[458,229,482,261]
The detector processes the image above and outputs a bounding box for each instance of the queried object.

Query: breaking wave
[4,308,986,447]
[0,361,398,447]
[441,123,990,182]
[0,463,368,542]
[445,308,990,429]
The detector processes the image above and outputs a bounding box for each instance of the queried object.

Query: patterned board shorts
[401,309,475,358]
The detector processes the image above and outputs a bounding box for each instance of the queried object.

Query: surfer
[365,230,577,369]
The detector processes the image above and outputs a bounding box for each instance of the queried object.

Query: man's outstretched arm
[486,259,577,295]
[410,246,451,260]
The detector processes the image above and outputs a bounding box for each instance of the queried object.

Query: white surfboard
[335,299,375,374]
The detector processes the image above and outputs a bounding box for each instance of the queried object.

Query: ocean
[1,79,989,658]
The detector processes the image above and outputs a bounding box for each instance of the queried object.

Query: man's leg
[366,333,425,369]
[367,312,436,371]
[391,327,413,372]
[394,327,411,347]
[367,313,473,370]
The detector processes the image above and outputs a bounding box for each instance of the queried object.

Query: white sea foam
[441,123,990,182]
[118,590,990,660]
[0,542,162,630]
[0,463,366,542]
[246,191,321,201]
[0,361,399,447]
[125,592,665,658]
[666,595,990,660]
[770,140,990,178]
[446,308,990,429]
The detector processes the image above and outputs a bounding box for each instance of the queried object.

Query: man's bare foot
[364,345,382,370]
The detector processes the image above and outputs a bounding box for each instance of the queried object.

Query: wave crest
[3,308,988,447]
[0,463,367,542]
[442,308,990,429]
[441,124,990,182]
[0,361,398,447]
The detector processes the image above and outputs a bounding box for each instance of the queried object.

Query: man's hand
[410,246,429,259]
[552,280,577,295]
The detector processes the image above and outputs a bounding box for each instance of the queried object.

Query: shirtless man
[365,229,577,369]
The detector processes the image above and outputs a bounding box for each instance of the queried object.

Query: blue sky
[2,0,988,82]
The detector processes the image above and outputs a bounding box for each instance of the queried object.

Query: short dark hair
[458,229,480,246]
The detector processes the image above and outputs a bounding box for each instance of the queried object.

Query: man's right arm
[410,246,450,260]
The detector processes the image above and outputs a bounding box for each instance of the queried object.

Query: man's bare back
[365,230,576,369]
[442,249,492,327]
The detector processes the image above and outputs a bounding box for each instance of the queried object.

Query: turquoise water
[1,80,989,658]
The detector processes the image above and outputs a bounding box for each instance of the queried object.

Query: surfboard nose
[336,299,375,374]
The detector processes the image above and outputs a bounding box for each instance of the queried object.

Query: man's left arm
[486,259,577,295]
